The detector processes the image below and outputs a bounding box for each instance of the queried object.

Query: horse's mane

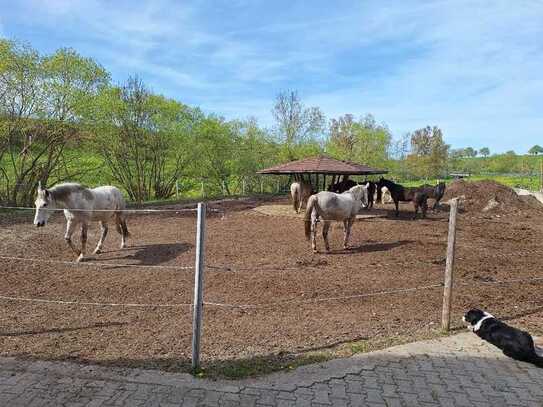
[48,183,93,201]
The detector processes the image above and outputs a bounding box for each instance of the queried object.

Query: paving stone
[1,332,543,407]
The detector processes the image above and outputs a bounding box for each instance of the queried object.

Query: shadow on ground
[97,242,192,266]
[0,322,128,337]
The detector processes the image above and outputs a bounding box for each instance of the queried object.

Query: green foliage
[0,39,109,205]
[326,114,391,170]
[405,126,449,179]
[2,38,541,206]
[479,147,490,157]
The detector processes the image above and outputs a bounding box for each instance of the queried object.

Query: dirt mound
[442,179,543,213]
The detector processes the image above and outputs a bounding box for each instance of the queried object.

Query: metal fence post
[175,180,179,199]
[442,198,458,331]
[192,202,206,371]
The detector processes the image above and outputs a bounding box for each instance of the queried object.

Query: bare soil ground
[1,181,543,375]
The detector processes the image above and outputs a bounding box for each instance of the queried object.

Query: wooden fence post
[277,179,280,193]
[192,202,207,371]
[260,178,264,194]
[442,198,459,331]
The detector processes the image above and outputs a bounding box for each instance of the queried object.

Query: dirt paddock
[1,184,543,374]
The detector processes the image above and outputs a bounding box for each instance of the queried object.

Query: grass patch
[199,327,457,380]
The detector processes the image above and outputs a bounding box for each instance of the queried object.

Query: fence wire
[2,274,543,310]
[0,205,224,215]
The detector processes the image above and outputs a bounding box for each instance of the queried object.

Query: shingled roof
[257,155,387,175]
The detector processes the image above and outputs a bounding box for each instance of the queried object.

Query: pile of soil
[442,179,543,213]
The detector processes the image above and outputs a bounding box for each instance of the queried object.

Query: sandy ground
[1,191,542,372]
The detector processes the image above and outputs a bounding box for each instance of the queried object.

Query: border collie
[463,308,543,368]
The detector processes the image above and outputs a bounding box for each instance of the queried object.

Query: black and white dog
[463,308,543,368]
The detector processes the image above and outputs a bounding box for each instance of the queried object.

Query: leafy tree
[326,113,391,169]
[329,114,356,160]
[90,76,193,202]
[528,145,543,155]
[190,115,238,195]
[479,147,490,157]
[272,90,325,160]
[407,126,449,179]
[0,40,108,205]
[464,147,477,157]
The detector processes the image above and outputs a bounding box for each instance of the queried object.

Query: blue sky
[1,0,542,153]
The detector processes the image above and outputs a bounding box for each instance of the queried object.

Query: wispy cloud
[1,0,542,152]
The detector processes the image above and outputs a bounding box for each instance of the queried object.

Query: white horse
[34,182,129,262]
[290,181,313,213]
[380,186,393,204]
[304,184,369,253]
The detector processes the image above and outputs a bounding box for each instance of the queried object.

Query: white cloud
[6,0,543,151]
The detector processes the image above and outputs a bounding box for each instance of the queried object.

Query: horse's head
[350,184,369,208]
[34,182,55,227]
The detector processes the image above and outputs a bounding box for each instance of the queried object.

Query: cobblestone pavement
[1,333,542,406]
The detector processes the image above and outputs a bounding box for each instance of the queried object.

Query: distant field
[401,175,541,191]
[2,149,541,206]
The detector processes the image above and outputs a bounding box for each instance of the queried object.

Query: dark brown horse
[376,178,429,219]
[419,182,446,210]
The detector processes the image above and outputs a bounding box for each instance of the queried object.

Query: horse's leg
[64,219,80,255]
[311,218,318,253]
[342,219,350,250]
[94,221,108,254]
[394,199,400,217]
[413,200,419,220]
[77,223,88,262]
[422,200,428,218]
[323,221,331,252]
[343,219,349,250]
[115,214,128,249]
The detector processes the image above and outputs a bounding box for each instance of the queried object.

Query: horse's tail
[115,189,130,238]
[291,184,300,212]
[304,195,318,240]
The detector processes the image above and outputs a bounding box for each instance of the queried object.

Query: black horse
[327,179,357,193]
[376,178,429,219]
[328,179,376,209]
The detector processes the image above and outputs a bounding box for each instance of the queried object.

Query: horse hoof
[93,248,102,255]
[76,254,85,263]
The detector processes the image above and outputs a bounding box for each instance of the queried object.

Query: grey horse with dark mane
[34,182,129,262]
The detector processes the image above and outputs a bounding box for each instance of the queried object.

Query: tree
[328,114,356,159]
[272,90,325,160]
[407,126,449,179]
[0,40,108,205]
[91,76,193,202]
[326,113,391,168]
[464,147,477,157]
[190,115,238,195]
[528,145,543,155]
[479,147,490,157]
